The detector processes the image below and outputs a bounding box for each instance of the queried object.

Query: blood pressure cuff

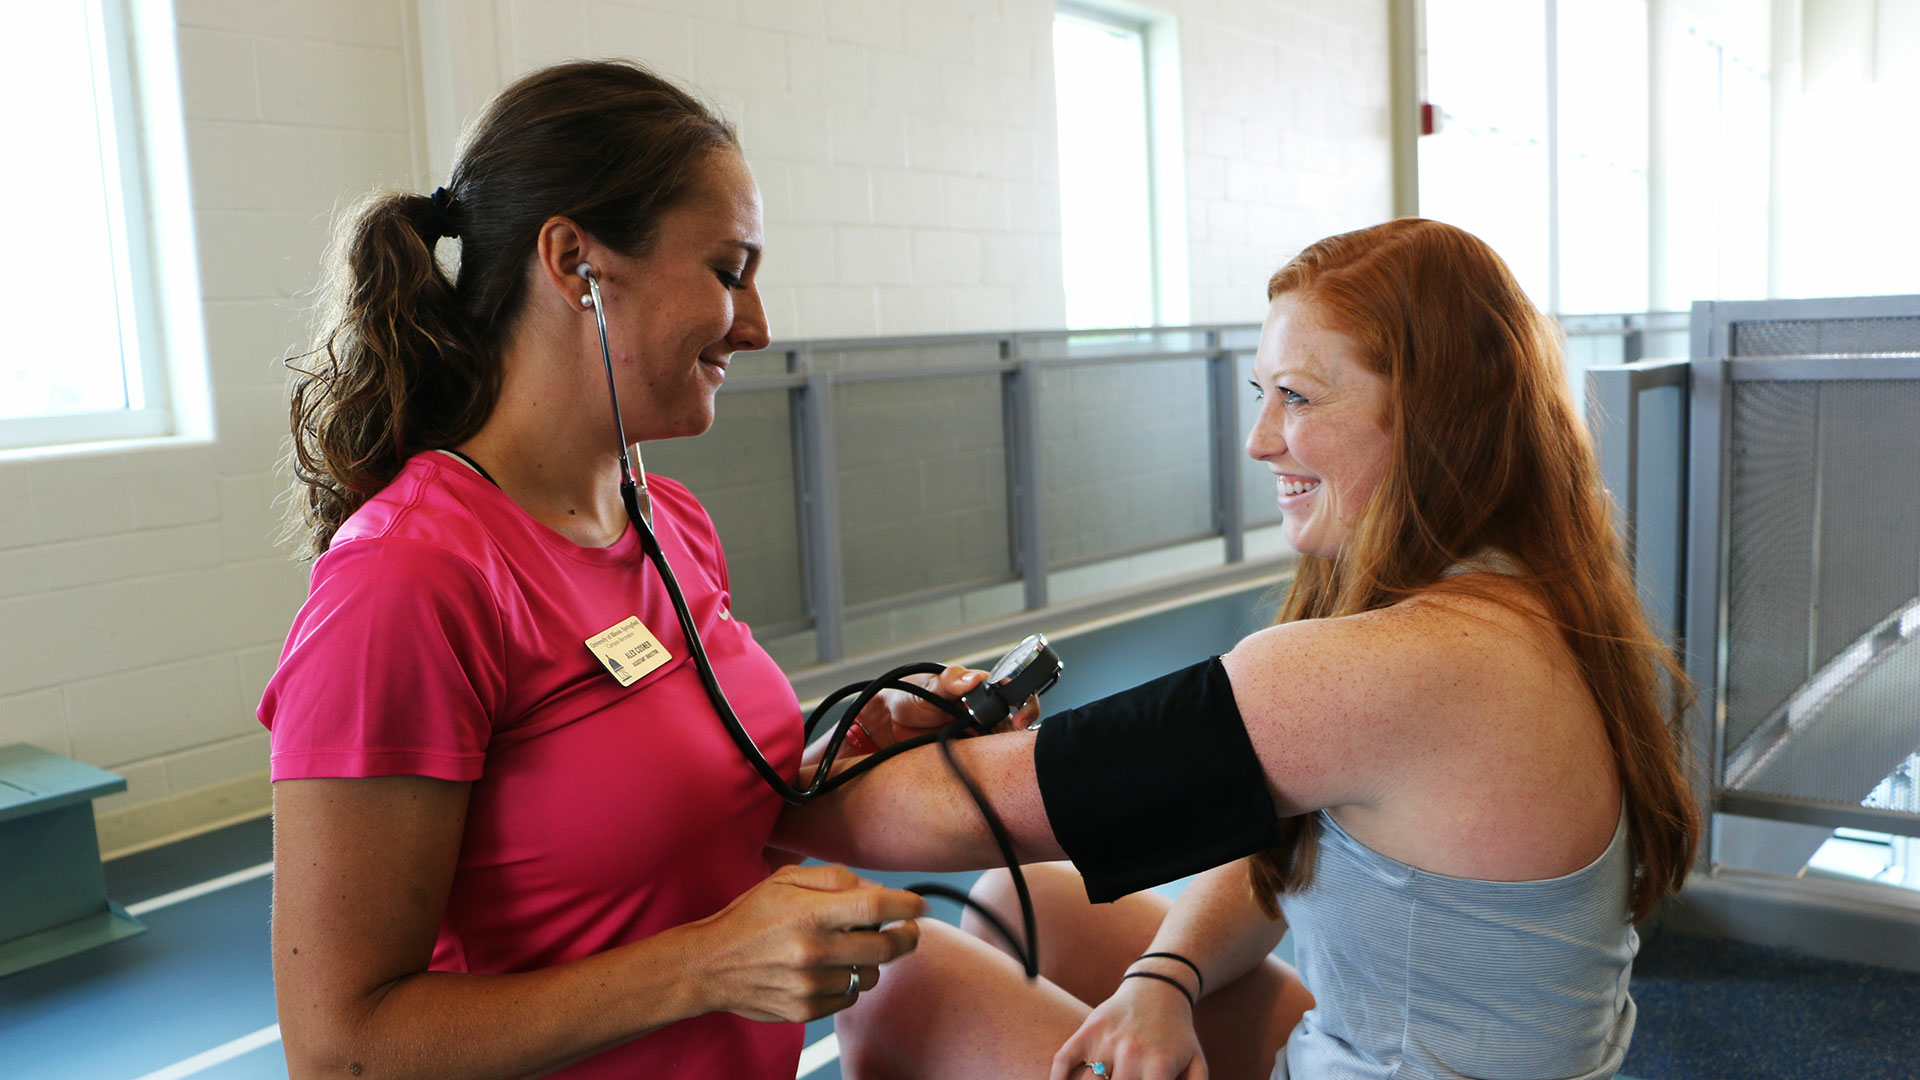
[1033,657,1282,903]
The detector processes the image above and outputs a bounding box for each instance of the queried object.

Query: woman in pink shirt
[262,60,966,1079]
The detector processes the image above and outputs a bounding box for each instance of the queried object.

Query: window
[1418,0,1553,306]
[0,0,195,453]
[1052,3,1186,329]
[1773,1,1920,298]
[1656,8,1768,310]
[1417,0,1767,317]
[1555,0,1649,315]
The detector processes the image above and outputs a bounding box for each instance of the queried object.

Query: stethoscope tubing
[583,266,651,527]
[581,265,1039,974]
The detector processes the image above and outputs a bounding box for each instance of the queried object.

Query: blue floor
[1620,930,1920,1080]
[1,818,278,1080]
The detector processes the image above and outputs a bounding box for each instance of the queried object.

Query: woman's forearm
[277,777,921,1080]
[283,923,709,1080]
[284,865,922,1080]
[274,775,699,1080]
[773,729,1065,870]
[1134,859,1289,999]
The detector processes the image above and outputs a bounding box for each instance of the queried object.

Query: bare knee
[836,937,931,1080]
[835,995,890,1080]
[967,862,1084,925]
[962,862,1084,958]
[838,919,1042,1080]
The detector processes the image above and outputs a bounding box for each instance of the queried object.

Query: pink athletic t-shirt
[260,451,805,1078]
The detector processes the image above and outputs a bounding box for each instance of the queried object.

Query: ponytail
[286,191,494,557]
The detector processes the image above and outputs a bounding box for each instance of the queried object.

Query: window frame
[1415,0,1771,320]
[0,0,180,455]
[1052,0,1189,329]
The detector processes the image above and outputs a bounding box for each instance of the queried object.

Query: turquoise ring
[1084,1064,1109,1078]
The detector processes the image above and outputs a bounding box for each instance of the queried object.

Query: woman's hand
[855,664,1041,747]
[693,863,925,1023]
[1050,977,1208,1080]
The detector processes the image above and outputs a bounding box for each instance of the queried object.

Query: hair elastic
[1121,970,1195,1009]
[426,186,461,240]
[1138,951,1205,996]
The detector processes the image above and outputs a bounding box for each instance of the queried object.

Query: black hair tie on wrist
[1138,951,1205,996]
[426,186,460,241]
[1122,970,1196,1009]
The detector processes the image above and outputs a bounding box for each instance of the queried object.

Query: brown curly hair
[286,60,737,557]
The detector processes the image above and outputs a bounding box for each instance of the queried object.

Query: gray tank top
[1273,808,1637,1080]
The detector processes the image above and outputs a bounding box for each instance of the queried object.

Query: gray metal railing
[690,324,1263,664]
[1593,297,1920,857]
[1559,309,1692,364]
[650,314,1674,670]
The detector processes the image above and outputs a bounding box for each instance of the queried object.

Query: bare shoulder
[1221,575,1584,816]
[1225,578,1554,727]
[1385,575,1573,684]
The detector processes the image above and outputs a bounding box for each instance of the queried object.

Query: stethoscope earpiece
[577,258,648,527]
[575,262,597,308]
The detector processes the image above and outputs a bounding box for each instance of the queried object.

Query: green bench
[0,744,146,976]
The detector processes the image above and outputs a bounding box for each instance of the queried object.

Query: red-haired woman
[776,218,1700,1080]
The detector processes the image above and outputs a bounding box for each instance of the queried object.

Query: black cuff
[1033,657,1281,902]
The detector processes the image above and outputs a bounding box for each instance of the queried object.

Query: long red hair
[1246,219,1698,922]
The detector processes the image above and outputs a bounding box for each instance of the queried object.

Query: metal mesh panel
[1018,328,1212,362]
[1864,754,1920,813]
[1034,358,1213,566]
[1723,382,1819,750]
[1721,377,1920,815]
[1814,383,1920,658]
[834,374,1012,608]
[728,346,792,378]
[642,388,807,631]
[1632,383,1686,649]
[1730,316,1920,357]
[1725,604,1920,808]
[810,340,1003,374]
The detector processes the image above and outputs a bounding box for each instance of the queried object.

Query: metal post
[1685,356,1729,871]
[1544,0,1561,317]
[1588,364,1640,566]
[1003,336,1048,611]
[1388,0,1422,218]
[793,355,845,664]
[1207,331,1245,564]
[1623,326,1645,366]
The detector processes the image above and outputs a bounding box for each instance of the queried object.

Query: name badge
[584,616,672,687]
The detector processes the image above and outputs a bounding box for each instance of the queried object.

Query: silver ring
[846,966,861,995]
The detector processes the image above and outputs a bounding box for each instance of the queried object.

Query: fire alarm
[1420,102,1442,136]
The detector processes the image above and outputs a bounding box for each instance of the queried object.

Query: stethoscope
[573,262,1059,976]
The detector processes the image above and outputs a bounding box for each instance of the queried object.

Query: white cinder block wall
[0,0,1390,853]
[1173,0,1392,321]
[0,0,415,856]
